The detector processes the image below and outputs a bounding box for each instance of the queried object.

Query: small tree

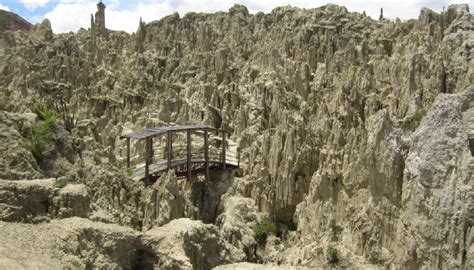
[27,103,58,162]
[253,218,276,244]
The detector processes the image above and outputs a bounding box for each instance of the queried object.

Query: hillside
[0,9,32,32]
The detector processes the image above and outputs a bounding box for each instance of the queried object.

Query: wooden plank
[204,129,209,181]
[131,158,210,181]
[130,157,240,181]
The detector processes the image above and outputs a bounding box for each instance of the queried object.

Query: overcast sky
[0,0,472,33]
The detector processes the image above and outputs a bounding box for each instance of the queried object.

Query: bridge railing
[147,145,238,165]
[120,125,239,182]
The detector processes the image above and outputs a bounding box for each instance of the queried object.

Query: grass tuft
[54,177,69,189]
[253,218,276,245]
[124,168,133,178]
[131,223,141,231]
[327,246,340,265]
[402,110,426,130]
[241,50,252,61]
[27,103,58,163]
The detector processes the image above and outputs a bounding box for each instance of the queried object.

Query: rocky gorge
[0,2,473,269]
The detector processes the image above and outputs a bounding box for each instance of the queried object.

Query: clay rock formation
[142,218,244,269]
[0,111,42,179]
[0,2,473,269]
[142,171,195,229]
[399,88,474,268]
[32,19,53,41]
[0,179,90,222]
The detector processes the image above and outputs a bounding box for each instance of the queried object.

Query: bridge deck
[131,157,239,181]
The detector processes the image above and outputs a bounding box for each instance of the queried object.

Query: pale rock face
[142,218,244,269]
[0,179,90,222]
[399,88,474,268]
[214,262,312,269]
[32,19,53,41]
[0,111,42,180]
[216,194,262,261]
[59,217,141,269]
[142,171,194,229]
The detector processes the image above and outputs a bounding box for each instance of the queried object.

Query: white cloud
[21,0,49,11]
[42,0,474,33]
[43,1,97,33]
[0,3,10,11]
[44,0,238,33]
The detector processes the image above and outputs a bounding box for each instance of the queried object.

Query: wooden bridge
[119,125,239,182]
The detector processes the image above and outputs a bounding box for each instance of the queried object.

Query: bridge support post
[167,130,172,170]
[187,130,192,181]
[222,130,226,170]
[237,147,240,168]
[204,129,209,181]
[145,137,151,184]
[126,138,130,168]
[150,137,153,163]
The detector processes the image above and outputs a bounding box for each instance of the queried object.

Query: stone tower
[94,1,106,34]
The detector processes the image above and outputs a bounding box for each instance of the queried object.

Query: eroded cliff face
[0,3,473,269]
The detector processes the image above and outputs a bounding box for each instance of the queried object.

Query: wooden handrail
[121,125,238,182]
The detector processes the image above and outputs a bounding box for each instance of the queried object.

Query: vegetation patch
[326,246,340,265]
[124,168,133,178]
[329,218,342,235]
[131,223,141,231]
[233,169,243,178]
[54,177,69,189]
[402,110,426,130]
[241,50,252,61]
[27,103,58,163]
[63,257,83,269]
[253,218,277,244]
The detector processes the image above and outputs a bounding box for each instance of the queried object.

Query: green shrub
[35,103,59,123]
[131,223,141,231]
[124,168,133,177]
[241,50,252,61]
[63,257,82,269]
[27,103,58,162]
[54,177,69,189]
[253,218,276,244]
[329,218,342,236]
[233,169,243,178]
[329,218,337,232]
[327,246,340,265]
[402,110,426,130]
[69,258,81,268]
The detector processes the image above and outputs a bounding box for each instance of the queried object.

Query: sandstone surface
[0,2,473,269]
